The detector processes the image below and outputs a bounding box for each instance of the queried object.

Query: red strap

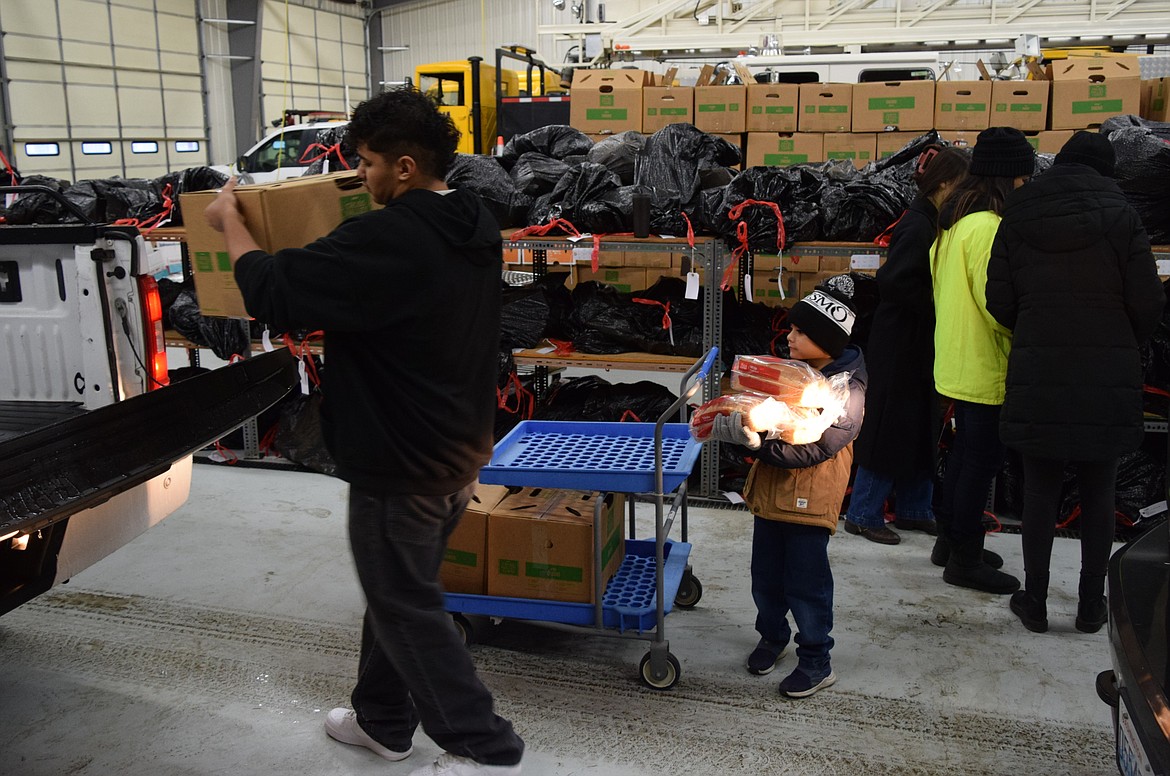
[874,210,905,248]
[0,148,18,186]
[282,331,324,387]
[1056,504,1079,531]
[212,440,239,464]
[112,183,175,236]
[1143,384,1170,398]
[723,199,786,292]
[632,297,672,331]
[681,211,696,249]
[509,218,581,241]
[496,370,535,418]
[547,338,575,356]
[298,142,352,170]
[619,409,643,422]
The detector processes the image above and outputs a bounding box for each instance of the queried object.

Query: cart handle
[677,345,719,406]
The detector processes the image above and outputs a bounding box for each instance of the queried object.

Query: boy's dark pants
[751,516,834,678]
[347,484,524,766]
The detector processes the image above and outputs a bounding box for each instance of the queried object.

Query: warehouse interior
[2,1,1170,775]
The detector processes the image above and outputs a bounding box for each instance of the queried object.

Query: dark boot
[1076,574,1108,633]
[943,534,1019,594]
[930,531,1004,569]
[1011,574,1049,632]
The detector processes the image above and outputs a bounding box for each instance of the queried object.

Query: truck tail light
[137,275,169,389]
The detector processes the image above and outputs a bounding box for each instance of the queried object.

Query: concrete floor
[0,464,1119,776]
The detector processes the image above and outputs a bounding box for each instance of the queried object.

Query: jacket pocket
[775,465,829,517]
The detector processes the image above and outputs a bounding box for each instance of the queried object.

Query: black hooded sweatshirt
[235,187,502,493]
[985,162,1164,460]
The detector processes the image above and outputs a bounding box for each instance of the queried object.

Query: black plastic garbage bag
[570,280,702,357]
[499,280,551,350]
[721,292,790,366]
[714,166,826,248]
[640,124,741,210]
[820,169,914,242]
[534,374,678,423]
[61,180,102,223]
[166,287,250,360]
[154,167,229,226]
[302,124,360,176]
[0,174,71,224]
[574,185,634,234]
[536,375,611,420]
[500,125,594,170]
[446,153,530,228]
[93,178,164,223]
[273,391,337,476]
[586,131,646,184]
[873,129,945,172]
[1102,114,1170,142]
[528,162,621,227]
[1109,126,1170,244]
[510,152,570,196]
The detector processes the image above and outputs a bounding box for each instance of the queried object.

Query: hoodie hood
[998,164,1129,254]
[387,187,502,266]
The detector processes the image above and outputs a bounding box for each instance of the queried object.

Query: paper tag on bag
[298,360,309,395]
[572,246,592,263]
[777,268,786,300]
[851,253,882,270]
[685,271,700,299]
[261,328,274,352]
[744,272,754,303]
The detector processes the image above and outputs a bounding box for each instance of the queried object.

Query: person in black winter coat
[204,88,525,776]
[986,130,1165,635]
[845,146,970,546]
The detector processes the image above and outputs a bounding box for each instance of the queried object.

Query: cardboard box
[487,489,626,603]
[1047,57,1141,130]
[570,69,648,134]
[182,171,381,318]
[851,80,935,132]
[875,131,922,159]
[576,266,646,293]
[1035,130,1075,154]
[709,132,744,168]
[440,483,512,595]
[938,130,980,149]
[798,83,853,132]
[745,132,824,167]
[1144,77,1170,121]
[642,86,694,133]
[934,81,992,130]
[991,80,1050,132]
[625,250,674,268]
[746,83,800,132]
[823,132,876,169]
[694,85,747,133]
[781,252,820,273]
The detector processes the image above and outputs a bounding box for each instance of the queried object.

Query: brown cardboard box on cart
[487,489,626,604]
[570,69,649,134]
[440,482,512,595]
[851,80,935,132]
[798,83,853,132]
[991,80,1050,132]
[181,171,382,318]
[745,132,824,167]
[934,81,992,130]
[1047,57,1141,129]
[823,132,876,168]
[745,83,800,132]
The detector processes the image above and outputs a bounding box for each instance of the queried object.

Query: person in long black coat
[844,146,971,545]
[985,131,1165,635]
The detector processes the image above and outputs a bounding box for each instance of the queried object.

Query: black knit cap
[1055,130,1115,177]
[969,126,1035,178]
[787,275,857,359]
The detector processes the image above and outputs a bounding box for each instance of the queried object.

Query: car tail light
[137,275,169,389]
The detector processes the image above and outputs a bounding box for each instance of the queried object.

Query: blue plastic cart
[446,347,719,689]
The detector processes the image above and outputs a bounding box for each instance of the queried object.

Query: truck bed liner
[0,402,87,443]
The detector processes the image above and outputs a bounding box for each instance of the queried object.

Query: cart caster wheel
[451,613,473,647]
[674,574,703,609]
[639,651,681,690]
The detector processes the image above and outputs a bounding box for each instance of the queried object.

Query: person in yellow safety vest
[929,126,1035,596]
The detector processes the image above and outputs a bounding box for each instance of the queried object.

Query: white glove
[710,411,762,450]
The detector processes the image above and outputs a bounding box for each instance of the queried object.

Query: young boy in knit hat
[708,276,868,698]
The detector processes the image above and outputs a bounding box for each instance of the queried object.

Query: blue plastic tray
[479,421,701,492]
[445,539,690,634]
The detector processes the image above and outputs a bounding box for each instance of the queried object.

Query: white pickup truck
[214,121,349,185]
[0,184,297,616]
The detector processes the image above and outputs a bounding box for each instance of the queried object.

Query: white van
[214,121,349,185]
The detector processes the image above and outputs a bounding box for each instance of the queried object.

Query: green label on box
[869,96,915,110]
[819,105,848,113]
[586,108,628,120]
[600,94,614,106]
[764,153,808,165]
[525,562,583,582]
[647,107,658,116]
[880,150,896,158]
[765,105,794,114]
[882,111,901,123]
[602,531,621,567]
[778,139,794,151]
[444,549,478,568]
[941,104,953,112]
[730,103,740,111]
[955,102,986,112]
[1089,84,1107,98]
[752,106,762,114]
[215,252,232,272]
[827,150,857,159]
[699,103,726,112]
[498,559,519,576]
[1009,103,1042,112]
[1072,98,1123,114]
[194,251,214,273]
[1026,137,1040,150]
[660,107,688,115]
[604,270,620,281]
[339,192,371,219]
[1154,98,1166,111]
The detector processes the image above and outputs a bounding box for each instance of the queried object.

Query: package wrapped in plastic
[499,125,595,170]
[586,131,646,184]
[730,355,840,408]
[509,152,570,196]
[688,387,846,445]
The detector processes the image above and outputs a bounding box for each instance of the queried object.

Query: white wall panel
[62,42,115,68]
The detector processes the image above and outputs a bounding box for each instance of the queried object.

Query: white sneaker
[408,751,522,776]
[324,708,413,761]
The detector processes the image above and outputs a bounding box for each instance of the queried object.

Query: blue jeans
[751,517,833,677]
[846,466,935,529]
[934,400,1004,543]
[347,484,524,766]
